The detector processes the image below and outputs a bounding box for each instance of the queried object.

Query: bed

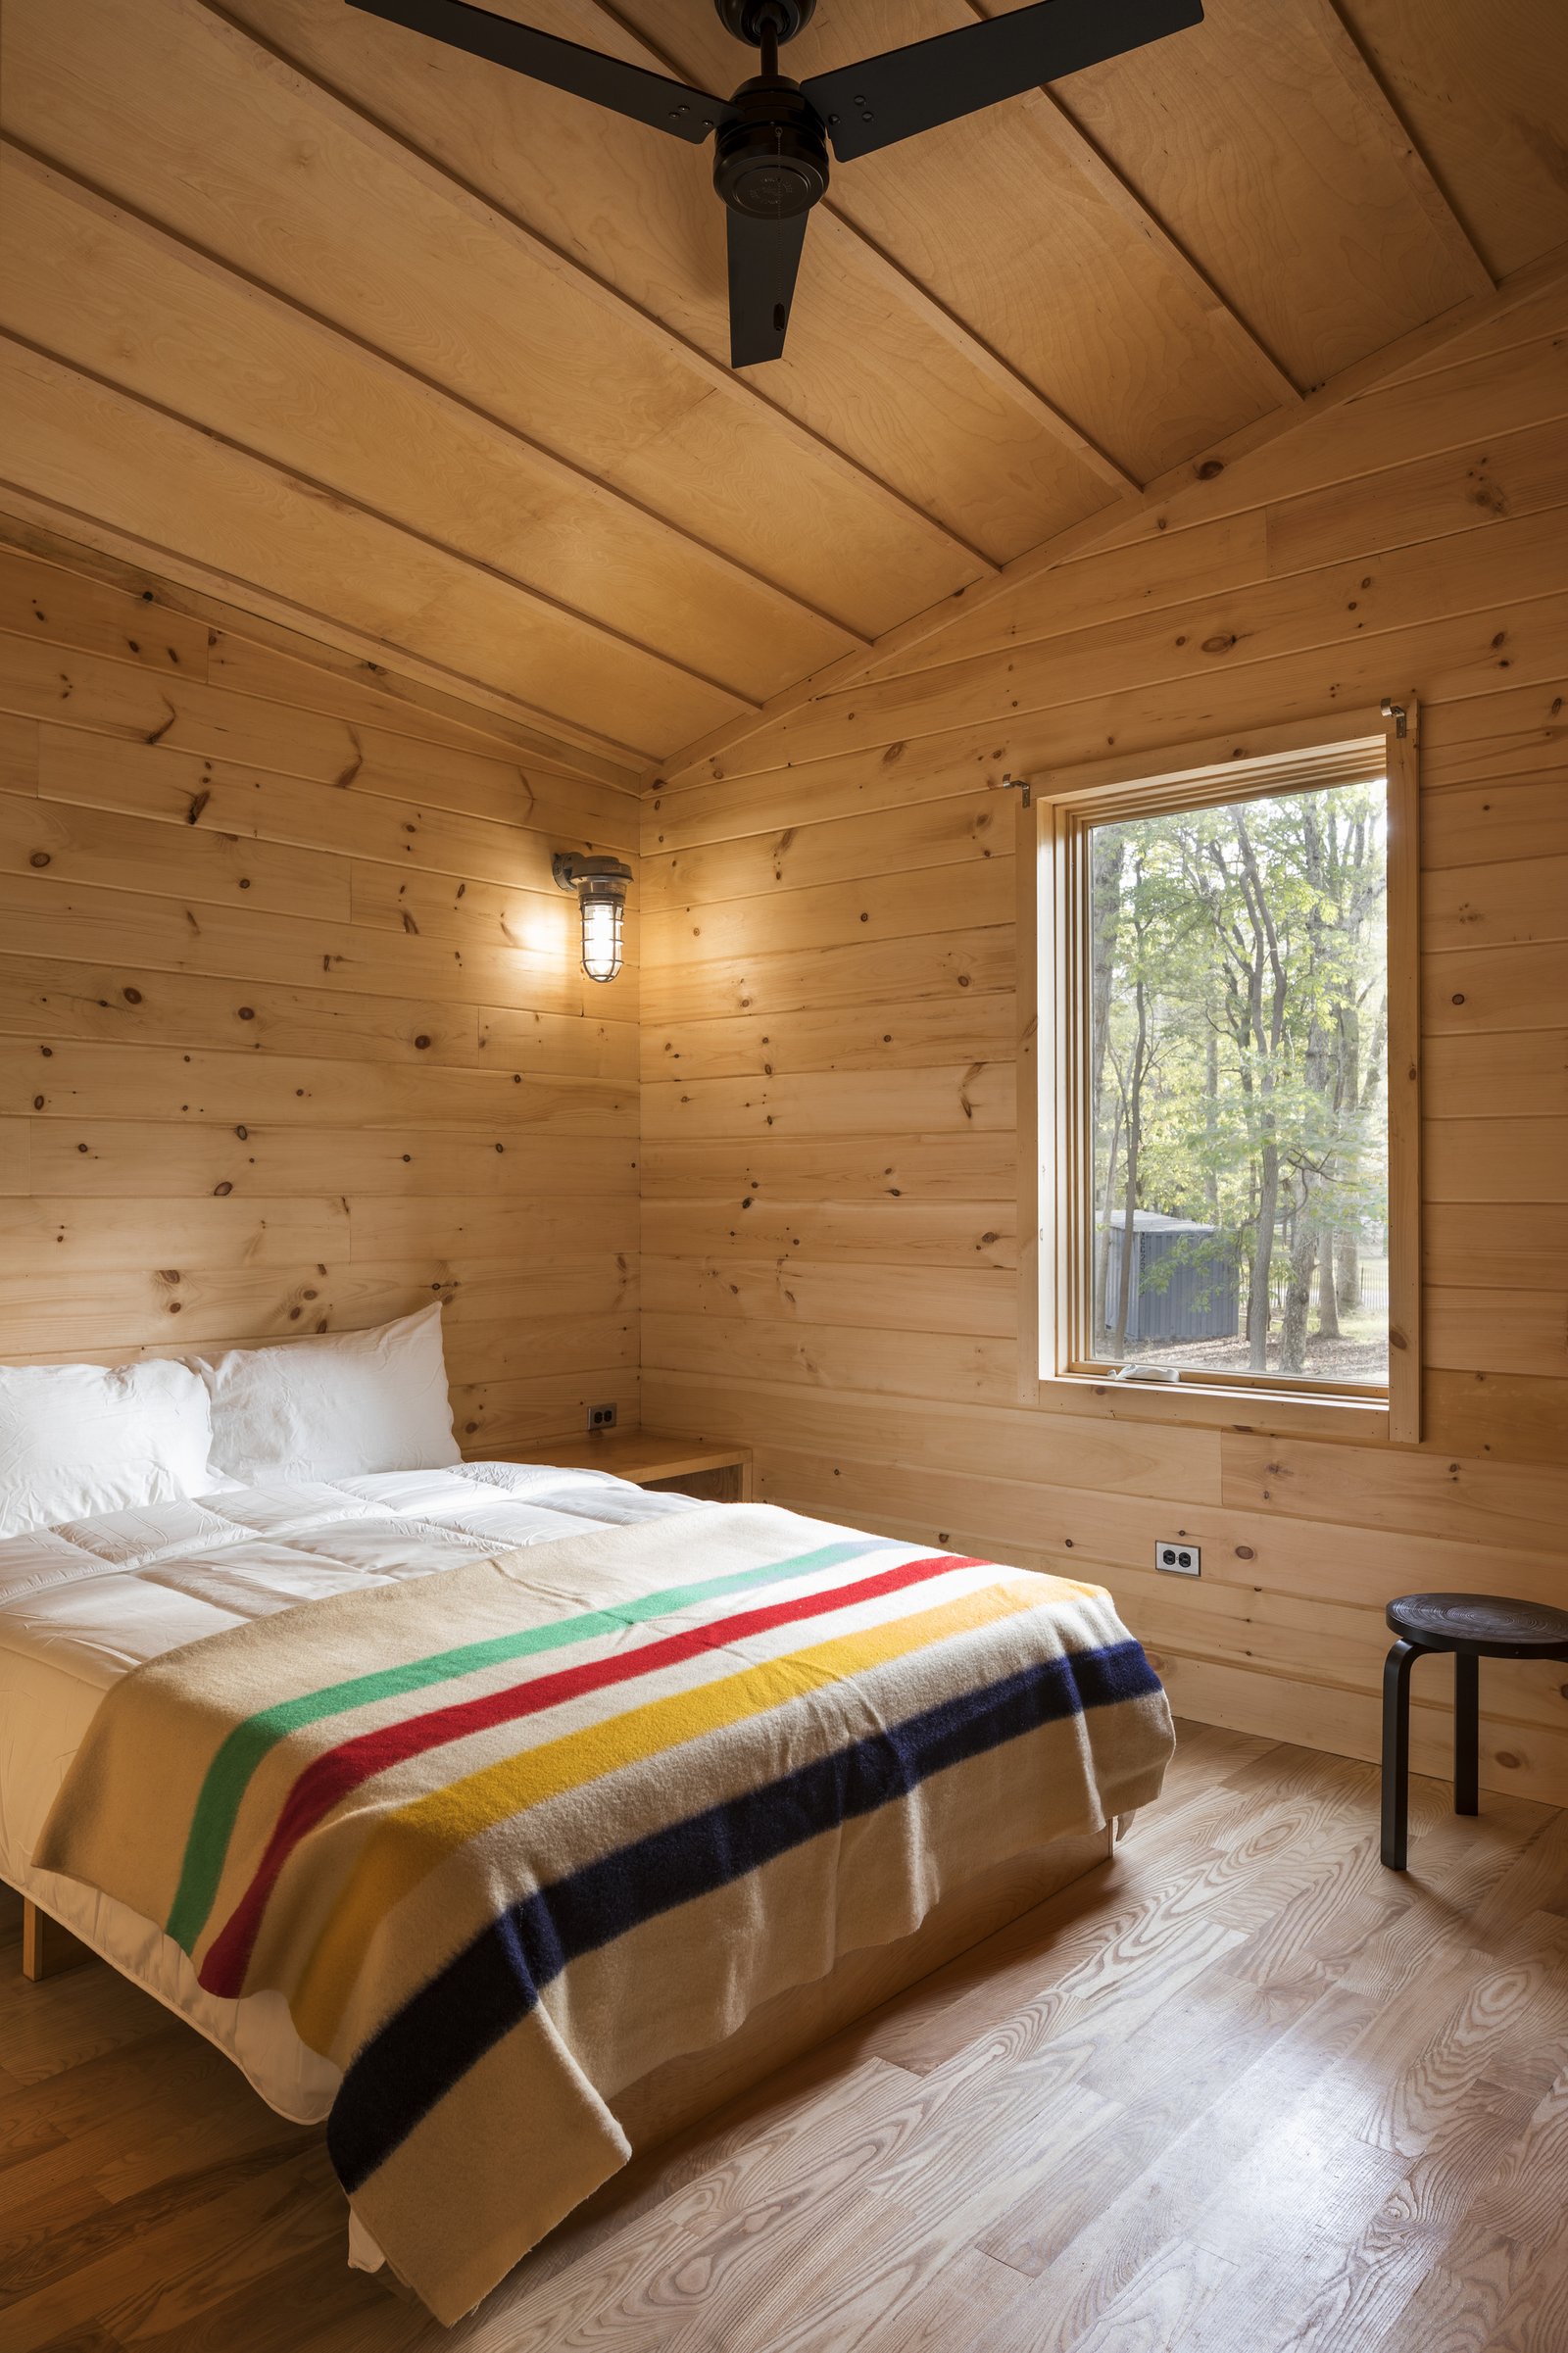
[0,1348,1173,2324]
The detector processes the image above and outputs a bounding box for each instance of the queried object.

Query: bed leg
[21,1901,91,1983]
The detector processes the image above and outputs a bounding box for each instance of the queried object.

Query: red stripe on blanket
[199,1550,985,1997]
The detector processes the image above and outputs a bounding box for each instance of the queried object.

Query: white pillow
[197,1304,462,1486]
[0,1358,216,1540]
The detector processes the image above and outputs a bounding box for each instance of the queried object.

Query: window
[1022,707,1419,1437]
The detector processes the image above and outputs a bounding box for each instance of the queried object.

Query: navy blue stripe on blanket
[328,1636,1160,2193]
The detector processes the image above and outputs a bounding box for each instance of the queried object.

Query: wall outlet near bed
[587,1402,618,1433]
[1155,1542,1200,1576]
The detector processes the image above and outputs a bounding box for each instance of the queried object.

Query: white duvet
[0,1462,701,2128]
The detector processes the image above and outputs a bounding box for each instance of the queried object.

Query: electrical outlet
[587,1402,618,1433]
[1155,1541,1200,1577]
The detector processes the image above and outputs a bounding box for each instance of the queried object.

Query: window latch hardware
[1001,773,1032,809]
[1381,698,1407,739]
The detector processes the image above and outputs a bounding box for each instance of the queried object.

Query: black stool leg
[1454,1651,1480,1817]
[1382,1640,1419,1871]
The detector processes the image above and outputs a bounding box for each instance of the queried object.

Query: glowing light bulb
[580,893,623,984]
[553,853,633,986]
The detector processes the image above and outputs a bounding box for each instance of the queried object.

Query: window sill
[1030,1368,1392,1444]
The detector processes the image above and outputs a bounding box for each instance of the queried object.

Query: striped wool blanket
[37,1502,1172,2321]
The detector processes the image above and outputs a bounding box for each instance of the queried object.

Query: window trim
[1016,702,1420,1445]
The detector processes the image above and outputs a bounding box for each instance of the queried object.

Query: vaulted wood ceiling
[1,0,1564,772]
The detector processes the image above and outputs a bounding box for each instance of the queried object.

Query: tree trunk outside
[1110,977,1149,1358]
[1336,1231,1360,1318]
[1228,808,1287,1376]
[1089,834,1125,1108]
[1317,1220,1341,1337]
[1335,997,1360,1314]
[1203,1027,1220,1224]
[1280,1192,1318,1373]
[1096,1109,1121,1339]
[1248,1141,1278,1371]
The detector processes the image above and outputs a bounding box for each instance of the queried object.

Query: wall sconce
[553,853,633,984]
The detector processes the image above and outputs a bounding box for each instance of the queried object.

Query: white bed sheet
[0,1461,702,2126]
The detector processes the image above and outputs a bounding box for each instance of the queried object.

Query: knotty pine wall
[0,526,642,1452]
[642,277,1568,1803]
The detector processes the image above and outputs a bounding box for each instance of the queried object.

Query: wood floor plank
[0,1962,172,2088]
[987,1977,1381,2347]
[0,2145,342,2353]
[1389,2068,1568,2350]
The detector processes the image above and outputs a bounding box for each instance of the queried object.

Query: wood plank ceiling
[0,0,1564,767]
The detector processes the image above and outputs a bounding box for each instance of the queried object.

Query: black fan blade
[802,0,1203,164]
[727,209,808,368]
[346,0,738,145]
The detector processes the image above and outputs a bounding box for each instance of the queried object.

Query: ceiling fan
[346,0,1203,368]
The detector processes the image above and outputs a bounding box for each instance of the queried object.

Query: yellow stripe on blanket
[290,1577,1044,2050]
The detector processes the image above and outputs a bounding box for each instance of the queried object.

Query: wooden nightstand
[534,1429,754,1504]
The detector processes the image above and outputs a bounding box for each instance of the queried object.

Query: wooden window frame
[1017,703,1420,1446]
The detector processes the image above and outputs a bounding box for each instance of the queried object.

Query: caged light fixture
[553,852,634,984]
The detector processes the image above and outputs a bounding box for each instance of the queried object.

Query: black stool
[1382,1593,1568,1870]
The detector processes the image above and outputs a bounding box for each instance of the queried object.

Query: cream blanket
[37,1502,1173,2321]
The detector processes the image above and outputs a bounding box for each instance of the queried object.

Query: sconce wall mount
[553,852,634,984]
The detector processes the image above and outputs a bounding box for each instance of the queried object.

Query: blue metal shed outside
[1102,1210,1240,1344]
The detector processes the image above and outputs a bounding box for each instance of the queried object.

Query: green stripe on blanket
[167,1534,897,1949]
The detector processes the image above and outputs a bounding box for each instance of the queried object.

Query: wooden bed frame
[21,1896,90,1983]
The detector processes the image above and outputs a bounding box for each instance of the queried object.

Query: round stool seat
[1386,1592,1568,1659]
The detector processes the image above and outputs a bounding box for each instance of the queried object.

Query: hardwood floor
[5,1720,1568,2351]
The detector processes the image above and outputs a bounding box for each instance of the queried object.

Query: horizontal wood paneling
[1426,1204,1568,1290]
[27,1121,635,1199]
[640,929,1013,1031]
[642,1313,1020,1411]
[666,482,1568,787]
[644,1256,1017,1340]
[1426,1289,1568,1379]
[641,1134,1022,1203]
[642,1064,1014,1144]
[1425,1034,1568,1121]
[642,1201,1016,1270]
[1424,852,1568,949]
[4,1041,633,1134]
[641,796,1006,911]
[0,948,633,1078]
[1424,943,1568,1037]
[1426,1119,1568,1201]
[0,608,639,844]
[1425,1369,1568,1463]
[642,859,1014,970]
[0,534,640,1445]
[641,996,1016,1085]
[644,290,1568,1801]
[1423,777,1568,869]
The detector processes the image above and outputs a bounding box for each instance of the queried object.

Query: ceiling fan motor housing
[712,76,829,219]
[714,0,817,44]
